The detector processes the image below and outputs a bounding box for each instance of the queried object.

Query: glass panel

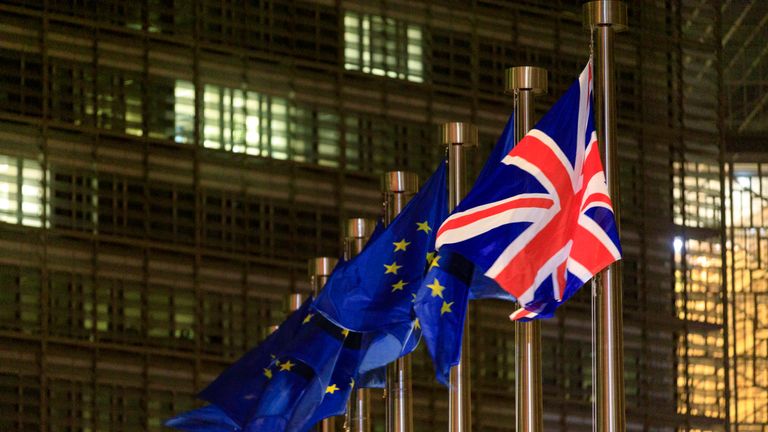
[344,11,424,83]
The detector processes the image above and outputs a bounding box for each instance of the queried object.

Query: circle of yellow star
[391,280,408,292]
[411,293,417,303]
[326,383,339,394]
[427,278,445,298]
[416,221,432,234]
[440,301,454,316]
[393,239,410,252]
[384,261,402,275]
[303,313,313,324]
[413,318,421,330]
[426,251,436,263]
[350,378,355,388]
[279,360,295,371]
[429,255,441,270]
[341,328,350,337]
[263,368,272,379]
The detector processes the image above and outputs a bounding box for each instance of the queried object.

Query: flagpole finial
[505,66,548,95]
[441,122,478,147]
[287,292,308,312]
[382,171,419,194]
[308,257,338,296]
[308,257,338,278]
[346,218,377,240]
[583,1,628,31]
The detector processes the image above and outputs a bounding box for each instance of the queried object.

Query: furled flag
[436,60,621,321]
[313,162,448,371]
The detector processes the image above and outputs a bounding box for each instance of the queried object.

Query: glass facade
[0,0,762,431]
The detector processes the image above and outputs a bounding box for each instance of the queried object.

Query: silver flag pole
[583,2,628,431]
[382,171,419,432]
[442,122,478,432]
[344,218,377,432]
[505,66,548,432]
[309,257,339,432]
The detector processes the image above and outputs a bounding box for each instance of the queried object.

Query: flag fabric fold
[314,162,448,333]
[413,251,472,385]
[435,61,622,321]
[165,405,241,432]
[196,297,313,426]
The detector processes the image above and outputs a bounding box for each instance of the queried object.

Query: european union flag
[165,405,240,432]
[195,297,313,426]
[414,251,473,385]
[313,162,447,371]
[298,331,367,430]
[249,310,348,430]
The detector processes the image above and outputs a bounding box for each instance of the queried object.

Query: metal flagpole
[582,2,627,432]
[343,218,377,432]
[442,122,478,432]
[288,292,309,313]
[504,66,548,432]
[382,171,419,432]
[308,257,340,432]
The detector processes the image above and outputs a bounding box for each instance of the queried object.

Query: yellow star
[440,301,454,316]
[326,384,339,394]
[427,278,445,298]
[393,239,411,252]
[350,378,355,388]
[429,254,441,270]
[303,313,313,324]
[413,318,421,330]
[411,293,417,303]
[263,368,272,379]
[341,328,350,338]
[416,221,432,234]
[279,360,295,371]
[391,280,408,292]
[384,261,402,275]
[426,251,435,263]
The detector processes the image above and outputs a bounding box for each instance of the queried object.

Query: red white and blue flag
[435,61,621,321]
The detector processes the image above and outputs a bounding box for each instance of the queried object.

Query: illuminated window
[201,84,290,160]
[0,155,45,227]
[727,162,768,426]
[174,80,195,144]
[344,12,424,83]
[173,81,343,166]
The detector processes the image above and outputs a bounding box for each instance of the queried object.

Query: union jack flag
[435,61,621,321]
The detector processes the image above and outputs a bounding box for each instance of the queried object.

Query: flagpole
[583,2,627,432]
[343,218,378,432]
[505,66,547,432]
[309,257,340,432]
[382,171,420,432]
[441,122,478,432]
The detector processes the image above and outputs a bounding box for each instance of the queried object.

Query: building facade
[0,0,762,431]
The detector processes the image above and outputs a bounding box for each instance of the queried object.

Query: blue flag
[298,331,367,430]
[165,405,240,432]
[196,298,313,426]
[250,311,347,430]
[315,162,447,332]
[414,251,472,385]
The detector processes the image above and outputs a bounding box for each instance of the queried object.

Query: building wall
[0,1,727,431]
